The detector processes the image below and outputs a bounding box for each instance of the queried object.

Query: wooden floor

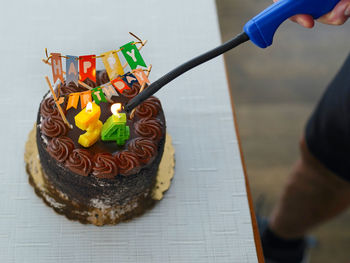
[216,0,350,262]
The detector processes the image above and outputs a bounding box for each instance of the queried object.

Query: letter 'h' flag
[51,53,64,83]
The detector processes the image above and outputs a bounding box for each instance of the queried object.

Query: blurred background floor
[215,0,350,262]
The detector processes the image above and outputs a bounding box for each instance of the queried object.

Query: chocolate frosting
[96,71,110,86]
[41,115,68,138]
[122,82,141,99]
[134,118,163,141]
[38,70,165,179]
[47,136,74,162]
[115,151,141,176]
[82,78,97,89]
[135,97,161,118]
[92,153,118,179]
[128,138,157,164]
[40,97,60,118]
[61,82,86,95]
[66,149,93,176]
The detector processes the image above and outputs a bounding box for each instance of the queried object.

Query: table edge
[222,56,265,263]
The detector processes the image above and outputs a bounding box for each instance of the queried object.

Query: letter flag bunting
[60,69,147,110]
[48,39,148,111]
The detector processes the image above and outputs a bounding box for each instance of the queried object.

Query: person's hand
[273,0,350,27]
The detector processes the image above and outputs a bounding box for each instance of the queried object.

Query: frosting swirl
[135,97,161,118]
[115,151,140,176]
[40,97,60,118]
[96,70,110,86]
[80,78,97,89]
[122,83,140,99]
[134,118,163,141]
[47,136,75,162]
[92,153,118,179]
[41,115,68,138]
[60,81,85,95]
[66,149,92,176]
[128,138,157,164]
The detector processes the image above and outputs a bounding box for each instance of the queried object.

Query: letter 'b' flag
[51,53,64,83]
[79,55,96,82]
[120,42,147,70]
[101,51,124,80]
[66,55,79,85]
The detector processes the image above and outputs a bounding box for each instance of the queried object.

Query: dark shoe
[256,210,315,263]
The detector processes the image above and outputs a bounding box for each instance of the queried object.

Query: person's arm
[274,0,350,28]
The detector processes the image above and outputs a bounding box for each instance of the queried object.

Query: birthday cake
[26,38,173,225]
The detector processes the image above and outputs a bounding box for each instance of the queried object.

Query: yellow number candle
[74,102,102,147]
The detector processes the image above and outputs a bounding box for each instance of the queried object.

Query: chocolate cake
[34,71,166,225]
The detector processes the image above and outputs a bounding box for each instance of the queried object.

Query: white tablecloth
[0,0,258,262]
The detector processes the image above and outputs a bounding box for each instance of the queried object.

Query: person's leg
[261,53,350,262]
[269,136,350,239]
[261,136,350,263]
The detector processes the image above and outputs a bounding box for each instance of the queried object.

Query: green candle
[101,103,130,145]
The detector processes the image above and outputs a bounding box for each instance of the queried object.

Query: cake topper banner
[43,33,148,93]
[63,71,145,110]
[47,39,147,85]
[61,65,153,111]
[42,33,151,113]
[65,84,118,110]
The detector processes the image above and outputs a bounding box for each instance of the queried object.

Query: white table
[0,0,261,262]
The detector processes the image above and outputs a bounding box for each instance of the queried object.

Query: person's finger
[317,0,350,25]
[273,0,315,28]
[273,0,350,27]
[290,14,315,28]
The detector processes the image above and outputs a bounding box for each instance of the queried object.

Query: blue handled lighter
[124,0,341,112]
[244,0,340,48]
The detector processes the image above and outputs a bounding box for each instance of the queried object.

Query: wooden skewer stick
[139,64,152,94]
[130,64,152,119]
[54,79,62,98]
[45,76,72,129]
[76,79,93,90]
